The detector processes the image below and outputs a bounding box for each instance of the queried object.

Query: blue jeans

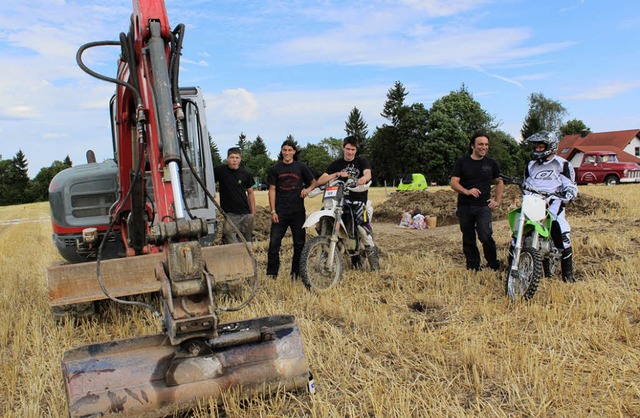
[456,205,498,269]
[267,211,306,277]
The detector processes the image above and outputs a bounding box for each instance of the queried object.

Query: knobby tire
[505,246,542,301]
[300,235,343,291]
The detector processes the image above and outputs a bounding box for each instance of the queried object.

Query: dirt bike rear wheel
[505,246,542,301]
[300,236,343,291]
[543,252,560,277]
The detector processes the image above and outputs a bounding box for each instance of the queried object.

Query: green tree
[560,119,589,136]
[368,125,400,185]
[396,102,430,176]
[319,137,343,159]
[487,130,526,177]
[369,81,411,185]
[243,135,272,183]
[381,81,408,127]
[300,143,333,178]
[28,159,73,202]
[0,150,31,205]
[249,136,268,156]
[236,132,249,154]
[424,85,495,184]
[521,93,567,140]
[345,107,369,154]
[209,134,222,166]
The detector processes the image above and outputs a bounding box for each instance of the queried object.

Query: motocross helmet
[526,130,558,163]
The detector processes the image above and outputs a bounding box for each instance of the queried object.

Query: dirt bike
[300,178,379,290]
[502,175,564,301]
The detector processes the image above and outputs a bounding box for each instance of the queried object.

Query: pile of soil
[215,205,272,243]
[373,185,616,226]
[219,185,618,243]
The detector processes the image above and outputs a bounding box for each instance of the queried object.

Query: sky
[1,0,639,178]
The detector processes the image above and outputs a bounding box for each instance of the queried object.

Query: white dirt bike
[502,175,564,301]
[300,178,379,290]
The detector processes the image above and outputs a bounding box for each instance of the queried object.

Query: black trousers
[267,211,306,277]
[456,205,499,269]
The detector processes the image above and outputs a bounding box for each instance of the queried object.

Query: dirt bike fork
[326,209,343,268]
[511,210,528,271]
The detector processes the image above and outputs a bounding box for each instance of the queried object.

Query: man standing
[317,136,377,261]
[267,139,317,279]
[450,132,504,271]
[214,147,256,243]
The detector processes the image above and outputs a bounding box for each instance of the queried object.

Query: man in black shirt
[317,136,377,260]
[450,132,504,271]
[214,147,256,243]
[267,139,317,279]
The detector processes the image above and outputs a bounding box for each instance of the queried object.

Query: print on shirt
[343,163,361,180]
[278,173,301,191]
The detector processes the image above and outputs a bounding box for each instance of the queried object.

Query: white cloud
[562,81,640,100]
[207,88,259,121]
[399,0,491,16]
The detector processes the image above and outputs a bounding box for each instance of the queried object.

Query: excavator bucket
[47,243,253,308]
[62,315,310,417]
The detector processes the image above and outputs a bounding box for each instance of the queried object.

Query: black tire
[505,247,542,301]
[300,235,343,291]
[604,175,620,186]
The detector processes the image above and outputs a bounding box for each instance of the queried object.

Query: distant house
[557,129,640,167]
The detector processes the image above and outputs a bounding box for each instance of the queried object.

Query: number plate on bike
[324,186,339,198]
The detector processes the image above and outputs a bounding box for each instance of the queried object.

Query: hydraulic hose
[76,40,143,110]
[178,136,259,313]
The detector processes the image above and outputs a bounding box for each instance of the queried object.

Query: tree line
[2,81,589,206]
[0,152,72,206]
[214,82,588,187]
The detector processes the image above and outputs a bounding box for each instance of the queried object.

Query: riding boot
[364,245,380,271]
[561,247,575,283]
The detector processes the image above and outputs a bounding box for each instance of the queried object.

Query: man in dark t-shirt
[214,147,256,243]
[317,136,377,262]
[450,132,504,271]
[266,139,317,279]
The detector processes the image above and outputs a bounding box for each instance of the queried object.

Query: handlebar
[499,174,565,200]
[307,178,371,198]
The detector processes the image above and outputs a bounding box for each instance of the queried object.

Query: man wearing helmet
[522,130,578,282]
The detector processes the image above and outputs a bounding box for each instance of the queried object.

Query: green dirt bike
[502,175,563,301]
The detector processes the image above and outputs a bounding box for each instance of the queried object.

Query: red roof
[558,129,640,162]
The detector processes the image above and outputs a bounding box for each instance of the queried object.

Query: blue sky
[1,0,639,177]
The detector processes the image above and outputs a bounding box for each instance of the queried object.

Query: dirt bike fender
[508,208,551,238]
[303,209,335,229]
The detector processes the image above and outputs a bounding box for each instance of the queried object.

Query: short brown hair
[227,147,242,157]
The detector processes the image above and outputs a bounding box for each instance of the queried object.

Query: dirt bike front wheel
[300,236,343,291]
[505,246,542,301]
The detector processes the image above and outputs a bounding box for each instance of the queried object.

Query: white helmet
[526,131,558,163]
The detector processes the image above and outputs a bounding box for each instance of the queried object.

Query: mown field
[1,185,639,417]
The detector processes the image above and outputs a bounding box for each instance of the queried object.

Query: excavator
[46,1,311,416]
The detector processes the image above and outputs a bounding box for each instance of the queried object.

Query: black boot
[561,247,575,283]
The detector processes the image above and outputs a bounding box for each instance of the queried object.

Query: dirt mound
[253,205,272,241]
[373,185,617,226]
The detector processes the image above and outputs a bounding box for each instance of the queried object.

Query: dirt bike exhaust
[62,315,310,417]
